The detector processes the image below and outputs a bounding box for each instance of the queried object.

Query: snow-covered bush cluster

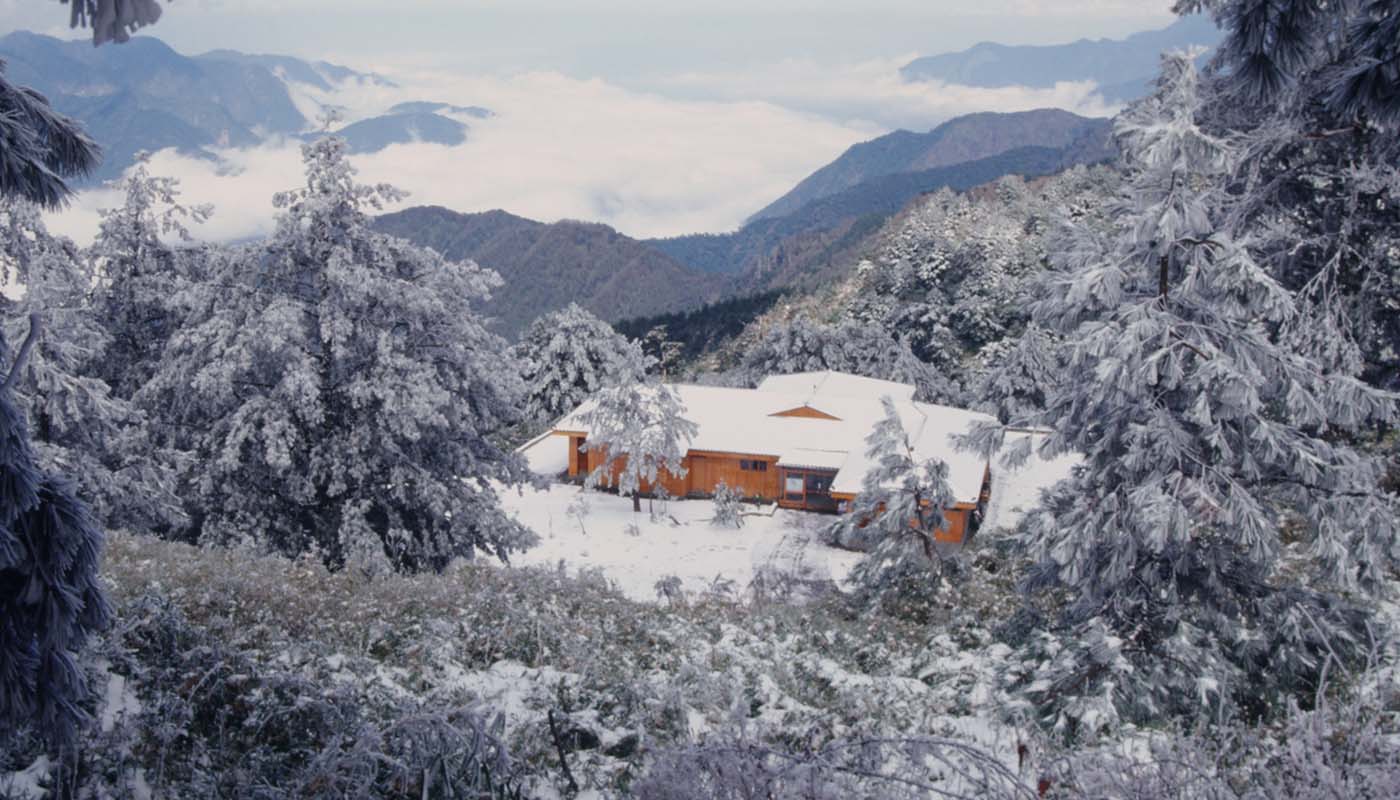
[0,532,1021,797]
[710,481,744,528]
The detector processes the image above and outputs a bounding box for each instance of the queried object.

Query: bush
[712,482,744,529]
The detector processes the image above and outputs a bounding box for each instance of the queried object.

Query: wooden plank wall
[689,453,781,499]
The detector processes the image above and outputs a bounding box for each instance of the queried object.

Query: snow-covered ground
[499,482,865,603]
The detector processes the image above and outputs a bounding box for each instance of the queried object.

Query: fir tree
[0,59,100,209]
[88,154,212,400]
[1177,0,1400,388]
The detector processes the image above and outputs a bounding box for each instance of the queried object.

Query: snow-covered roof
[757,370,917,405]
[516,430,569,476]
[778,448,849,470]
[554,373,994,503]
[981,429,1083,532]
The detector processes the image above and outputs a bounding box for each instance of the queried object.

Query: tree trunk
[632,489,641,513]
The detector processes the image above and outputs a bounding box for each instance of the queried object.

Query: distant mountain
[655,118,1115,287]
[750,108,1111,222]
[320,111,469,154]
[389,101,493,119]
[0,32,482,182]
[900,15,1221,103]
[0,31,307,181]
[371,207,729,336]
[197,49,397,90]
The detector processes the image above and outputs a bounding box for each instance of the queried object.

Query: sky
[3,1,1179,243]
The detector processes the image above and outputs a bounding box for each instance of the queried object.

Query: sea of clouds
[43,58,1120,246]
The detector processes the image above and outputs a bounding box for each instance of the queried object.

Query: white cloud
[43,56,1120,247]
[46,70,880,245]
[638,56,1121,130]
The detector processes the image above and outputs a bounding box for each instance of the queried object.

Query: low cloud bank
[46,60,1120,246]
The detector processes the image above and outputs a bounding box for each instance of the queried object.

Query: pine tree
[581,382,697,513]
[1,198,183,533]
[982,53,1399,737]
[143,137,534,571]
[512,303,650,430]
[0,60,100,209]
[1175,1,1400,388]
[0,316,111,750]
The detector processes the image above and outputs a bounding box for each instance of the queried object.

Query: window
[740,459,768,472]
[784,475,804,500]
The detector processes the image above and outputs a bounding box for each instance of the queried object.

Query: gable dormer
[770,404,841,421]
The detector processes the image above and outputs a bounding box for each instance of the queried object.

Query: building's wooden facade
[559,431,990,544]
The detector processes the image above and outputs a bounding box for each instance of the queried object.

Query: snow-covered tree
[641,324,684,378]
[0,59,99,208]
[845,172,1121,373]
[711,481,743,528]
[739,317,958,403]
[979,53,1399,737]
[143,137,534,571]
[581,382,697,513]
[0,315,111,750]
[1,199,183,533]
[830,396,961,620]
[512,303,650,429]
[1176,1,1400,388]
[88,154,212,400]
[972,324,1065,424]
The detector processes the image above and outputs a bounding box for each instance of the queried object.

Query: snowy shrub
[712,481,744,528]
[654,575,685,606]
[52,531,1015,796]
[9,594,530,799]
[636,733,1030,800]
[1046,697,1400,799]
[566,490,591,535]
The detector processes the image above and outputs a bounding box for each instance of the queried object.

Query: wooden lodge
[532,371,995,544]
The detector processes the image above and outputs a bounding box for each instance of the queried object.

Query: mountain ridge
[370,206,729,337]
[900,14,1221,102]
[748,108,1112,223]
